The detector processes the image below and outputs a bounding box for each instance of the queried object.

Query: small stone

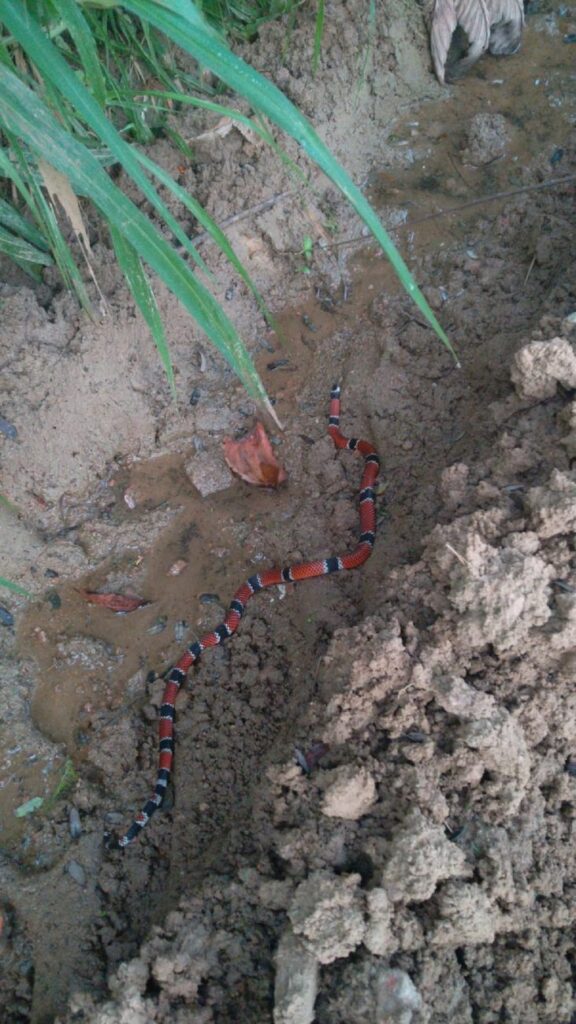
[66,860,86,886]
[146,616,167,635]
[364,888,395,956]
[166,559,187,576]
[511,337,576,401]
[431,881,497,946]
[274,928,318,1024]
[185,451,234,497]
[321,766,377,820]
[0,606,14,628]
[174,620,189,642]
[69,808,82,839]
[462,112,509,165]
[381,810,470,903]
[288,871,365,964]
[376,969,423,1019]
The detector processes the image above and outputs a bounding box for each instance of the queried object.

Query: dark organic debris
[294,741,330,773]
[428,0,524,84]
[0,416,17,439]
[77,590,149,613]
[0,605,14,628]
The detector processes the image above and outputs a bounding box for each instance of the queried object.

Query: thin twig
[308,174,576,253]
[445,543,473,569]
[403,174,576,228]
[190,190,293,247]
[523,253,537,287]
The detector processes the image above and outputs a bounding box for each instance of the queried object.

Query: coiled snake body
[106,385,379,849]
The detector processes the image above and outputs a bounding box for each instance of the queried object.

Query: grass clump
[0,0,455,415]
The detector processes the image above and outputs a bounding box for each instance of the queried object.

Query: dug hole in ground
[0,2,576,1023]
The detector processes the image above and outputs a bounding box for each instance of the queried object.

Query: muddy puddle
[1,4,576,1022]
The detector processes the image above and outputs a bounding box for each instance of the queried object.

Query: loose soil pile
[0,2,575,1022]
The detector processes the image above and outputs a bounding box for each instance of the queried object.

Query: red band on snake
[105,386,379,849]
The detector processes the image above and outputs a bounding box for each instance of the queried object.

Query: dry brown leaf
[223,422,287,488]
[37,160,91,252]
[77,590,148,613]
[193,116,256,145]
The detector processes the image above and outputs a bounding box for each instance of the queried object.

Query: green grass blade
[312,0,325,76]
[129,89,306,184]
[0,137,93,310]
[55,0,107,108]
[121,0,457,362]
[0,493,20,515]
[0,195,50,249]
[0,64,273,412]
[1,2,212,271]
[0,577,31,598]
[134,148,272,321]
[110,224,176,397]
[14,141,93,311]
[0,223,53,265]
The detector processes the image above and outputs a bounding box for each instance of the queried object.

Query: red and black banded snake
[105,385,380,849]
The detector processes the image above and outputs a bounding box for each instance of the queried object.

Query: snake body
[106,385,379,849]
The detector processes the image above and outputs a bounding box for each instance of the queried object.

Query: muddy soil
[1,1,576,1022]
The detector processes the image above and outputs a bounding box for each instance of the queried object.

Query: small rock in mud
[376,968,423,1020]
[185,450,234,497]
[273,928,318,1024]
[526,469,576,538]
[510,336,576,401]
[288,871,365,964]
[0,606,14,628]
[66,860,86,887]
[431,880,497,946]
[320,765,377,820]
[364,887,395,956]
[68,808,82,839]
[381,809,470,903]
[55,636,123,669]
[462,113,510,165]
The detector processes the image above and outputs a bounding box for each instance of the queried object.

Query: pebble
[69,807,82,839]
[0,606,14,628]
[274,928,318,1024]
[0,416,17,439]
[189,387,201,406]
[166,559,188,576]
[66,860,86,886]
[174,620,189,642]
[199,593,221,605]
[147,616,167,635]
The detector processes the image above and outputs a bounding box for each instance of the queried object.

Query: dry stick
[310,174,576,253]
[401,174,576,229]
[185,174,575,254]
[190,189,293,247]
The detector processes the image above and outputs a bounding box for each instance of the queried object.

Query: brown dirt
[1,2,576,1023]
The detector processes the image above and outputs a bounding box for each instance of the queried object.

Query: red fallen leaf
[223,421,287,488]
[76,590,148,613]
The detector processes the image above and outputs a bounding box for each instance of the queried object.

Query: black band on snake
[105,385,379,849]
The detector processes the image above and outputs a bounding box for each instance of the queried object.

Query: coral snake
[105,385,380,849]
